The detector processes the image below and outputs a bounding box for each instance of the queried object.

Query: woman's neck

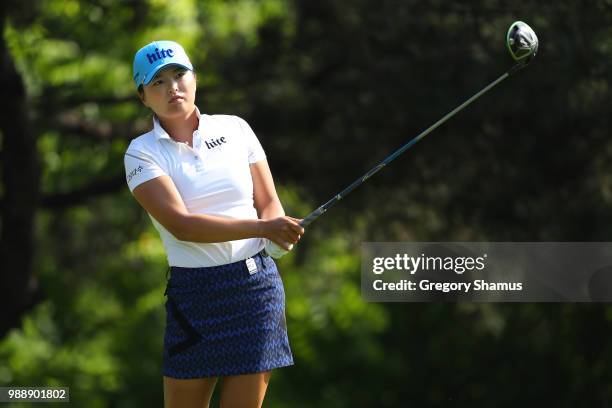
[158,109,199,144]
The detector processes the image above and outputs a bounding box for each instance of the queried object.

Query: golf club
[267,21,538,254]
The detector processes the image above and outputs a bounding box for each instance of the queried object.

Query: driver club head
[506,21,538,66]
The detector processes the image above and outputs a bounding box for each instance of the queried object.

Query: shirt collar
[152,106,203,141]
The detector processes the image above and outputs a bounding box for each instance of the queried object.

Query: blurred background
[1,0,612,406]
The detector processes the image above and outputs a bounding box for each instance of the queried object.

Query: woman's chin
[159,103,196,119]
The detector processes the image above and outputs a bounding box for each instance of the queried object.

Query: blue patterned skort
[162,251,294,378]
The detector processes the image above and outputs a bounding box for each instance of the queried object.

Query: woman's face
[140,65,197,120]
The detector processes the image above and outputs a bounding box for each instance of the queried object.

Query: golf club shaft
[300,66,520,228]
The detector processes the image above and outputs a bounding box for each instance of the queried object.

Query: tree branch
[45,115,150,141]
[38,85,137,112]
[40,174,128,210]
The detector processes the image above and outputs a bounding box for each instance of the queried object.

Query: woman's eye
[153,79,162,86]
[177,71,186,78]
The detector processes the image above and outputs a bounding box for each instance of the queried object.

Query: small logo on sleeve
[127,165,144,182]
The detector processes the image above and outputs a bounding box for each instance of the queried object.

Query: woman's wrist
[255,219,268,239]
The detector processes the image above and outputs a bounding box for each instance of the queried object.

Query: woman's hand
[250,159,303,255]
[259,216,304,250]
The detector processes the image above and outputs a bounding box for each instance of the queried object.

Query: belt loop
[258,250,269,270]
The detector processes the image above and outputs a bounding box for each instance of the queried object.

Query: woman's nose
[167,80,179,93]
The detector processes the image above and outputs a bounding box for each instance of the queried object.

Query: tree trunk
[0,13,42,338]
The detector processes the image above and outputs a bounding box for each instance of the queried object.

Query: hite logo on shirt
[205,137,227,150]
[127,165,144,182]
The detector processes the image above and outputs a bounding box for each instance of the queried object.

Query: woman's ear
[138,87,148,107]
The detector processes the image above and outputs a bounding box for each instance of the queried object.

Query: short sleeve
[124,142,168,192]
[235,116,266,164]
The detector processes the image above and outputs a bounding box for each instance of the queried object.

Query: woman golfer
[124,40,304,408]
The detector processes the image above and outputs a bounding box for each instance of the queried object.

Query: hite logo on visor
[147,48,175,64]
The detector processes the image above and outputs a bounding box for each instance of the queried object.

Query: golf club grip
[299,67,518,228]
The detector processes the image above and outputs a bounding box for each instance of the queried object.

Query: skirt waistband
[165,250,270,286]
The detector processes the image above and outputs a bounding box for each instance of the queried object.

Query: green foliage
[3,0,612,406]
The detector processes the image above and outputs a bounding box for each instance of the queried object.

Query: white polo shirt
[124,108,267,267]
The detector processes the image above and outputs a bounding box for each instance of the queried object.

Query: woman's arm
[251,159,285,220]
[250,159,305,246]
[132,175,302,247]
